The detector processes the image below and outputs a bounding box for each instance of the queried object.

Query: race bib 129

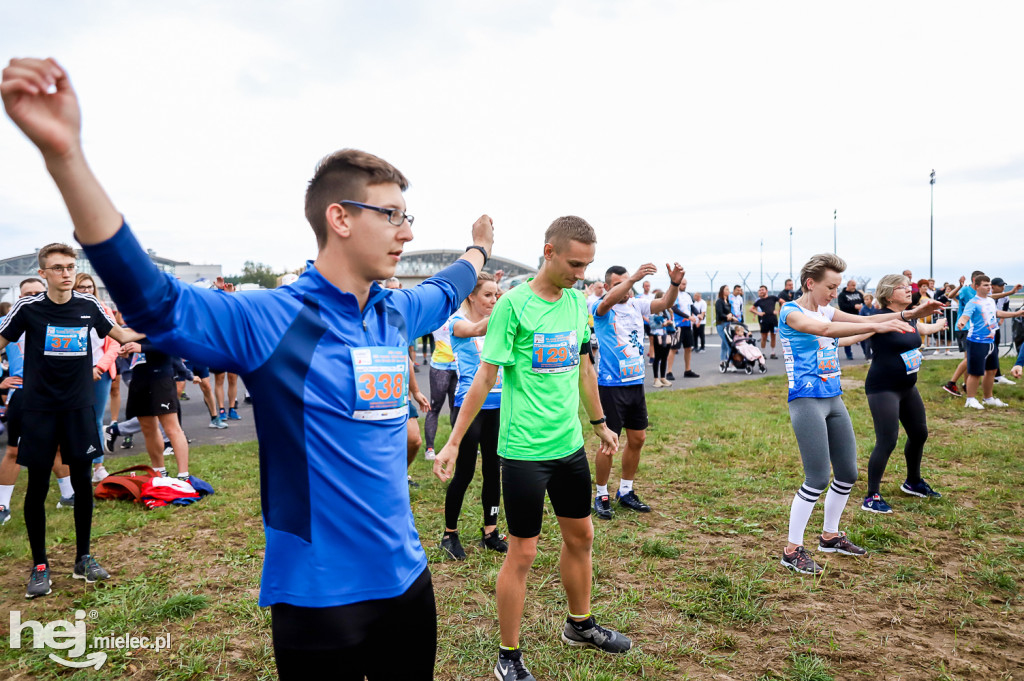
[351,346,409,421]
[44,325,88,357]
[532,331,580,374]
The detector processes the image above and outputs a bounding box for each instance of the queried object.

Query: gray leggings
[788,396,858,490]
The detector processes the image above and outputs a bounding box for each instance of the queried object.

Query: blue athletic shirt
[958,285,976,310]
[590,296,651,387]
[82,221,476,608]
[450,312,501,410]
[962,296,998,343]
[779,301,842,401]
[5,333,24,400]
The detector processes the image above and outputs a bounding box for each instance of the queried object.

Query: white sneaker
[964,397,985,410]
[994,376,1016,385]
[91,466,109,484]
[424,448,436,461]
[982,397,1009,407]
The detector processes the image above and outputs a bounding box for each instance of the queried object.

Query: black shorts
[17,406,101,466]
[966,340,998,376]
[5,389,24,447]
[759,318,778,334]
[126,375,179,419]
[598,384,648,434]
[673,326,694,349]
[271,568,435,680]
[210,369,227,376]
[501,447,592,538]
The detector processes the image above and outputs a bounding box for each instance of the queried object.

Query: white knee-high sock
[788,484,824,546]
[0,484,14,508]
[822,479,854,534]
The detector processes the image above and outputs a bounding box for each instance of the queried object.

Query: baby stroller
[719,323,768,375]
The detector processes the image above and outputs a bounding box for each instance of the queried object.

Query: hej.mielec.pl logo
[9,609,172,669]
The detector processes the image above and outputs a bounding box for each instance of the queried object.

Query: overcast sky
[3,1,1022,293]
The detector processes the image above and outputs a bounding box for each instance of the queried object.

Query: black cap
[991,277,1006,287]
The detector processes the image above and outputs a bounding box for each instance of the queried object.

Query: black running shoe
[120,434,133,450]
[0,504,10,525]
[616,490,651,513]
[561,616,632,654]
[26,564,52,598]
[494,649,535,681]
[665,372,676,381]
[817,532,866,556]
[103,421,118,453]
[941,381,961,397]
[780,546,823,575]
[684,370,700,378]
[901,479,942,498]
[480,528,508,553]
[73,555,111,583]
[593,494,614,520]
[440,532,466,561]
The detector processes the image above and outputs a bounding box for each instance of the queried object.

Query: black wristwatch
[465,245,489,266]
[670,280,681,287]
[589,417,606,425]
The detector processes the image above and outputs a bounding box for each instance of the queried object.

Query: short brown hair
[544,216,596,252]
[304,149,410,249]
[799,253,847,289]
[19,277,44,292]
[37,243,76,268]
[974,274,990,286]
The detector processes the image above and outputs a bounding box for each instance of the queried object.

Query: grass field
[1,357,1022,680]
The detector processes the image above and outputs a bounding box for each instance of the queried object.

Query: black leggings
[866,386,928,497]
[25,460,93,566]
[272,568,436,680]
[652,341,670,378]
[424,367,457,450]
[695,324,705,350]
[444,408,501,530]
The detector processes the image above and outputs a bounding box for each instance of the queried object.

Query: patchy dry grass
[1,358,1022,679]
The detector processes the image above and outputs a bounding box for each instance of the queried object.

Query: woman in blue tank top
[778,254,943,576]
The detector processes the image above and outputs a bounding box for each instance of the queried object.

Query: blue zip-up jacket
[83,222,476,607]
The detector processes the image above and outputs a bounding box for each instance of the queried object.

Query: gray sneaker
[57,494,74,509]
[560,617,632,653]
[780,546,824,575]
[0,504,11,525]
[494,649,535,681]
[73,555,110,583]
[26,564,52,598]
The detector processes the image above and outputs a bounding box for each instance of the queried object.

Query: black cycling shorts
[501,447,592,538]
[17,406,100,466]
[673,325,694,349]
[126,375,179,419]
[598,384,648,434]
[5,388,24,447]
[966,340,998,376]
[759,318,778,334]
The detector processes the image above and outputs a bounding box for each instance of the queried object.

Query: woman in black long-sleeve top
[715,285,737,364]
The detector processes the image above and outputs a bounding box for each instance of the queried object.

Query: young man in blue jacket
[3,57,493,680]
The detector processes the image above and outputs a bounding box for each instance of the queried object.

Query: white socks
[787,483,823,546]
[0,484,13,508]
[155,467,167,477]
[57,476,74,498]
[822,480,854,534]
[596,484,609,497]
[619,479,634,495]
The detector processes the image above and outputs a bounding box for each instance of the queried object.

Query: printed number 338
[357,373,404,400]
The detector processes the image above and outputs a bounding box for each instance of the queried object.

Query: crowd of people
[2,57,1023,681]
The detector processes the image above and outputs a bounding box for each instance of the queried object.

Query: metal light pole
[833,210,837,254]
[929,169,936,279]
[789,226,793,281]
[759,239,764,286]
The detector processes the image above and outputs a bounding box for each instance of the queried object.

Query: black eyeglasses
[44,265,77,274]
[338,201,414,227]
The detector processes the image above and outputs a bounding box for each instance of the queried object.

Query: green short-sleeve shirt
[481,280,591,461]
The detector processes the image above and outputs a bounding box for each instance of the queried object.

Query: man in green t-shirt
[435,216,631,681]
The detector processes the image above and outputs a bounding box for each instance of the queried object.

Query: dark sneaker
[179,391,190,401]
[561,617,632,654]
[26,564,52,598]
[440,533,466,561]
[227,408,242,420]
[861,493,893,514]
[616,490,651,513]
[941,381,961,397]
[770,353,778,359]
[57,494,74,509]
[407,476,419,489]
[73,555,111,583]
[104,421,119,453]
[665,372,676,381]
[817,531,866,556]
[120,434,134,450]
[0,504,10,525]
[494,649,535,681]
[480,528,508,554]
[593,494,614,520]
[901,479,941,498]
[684,370,700,378]
[780,546,823,575]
